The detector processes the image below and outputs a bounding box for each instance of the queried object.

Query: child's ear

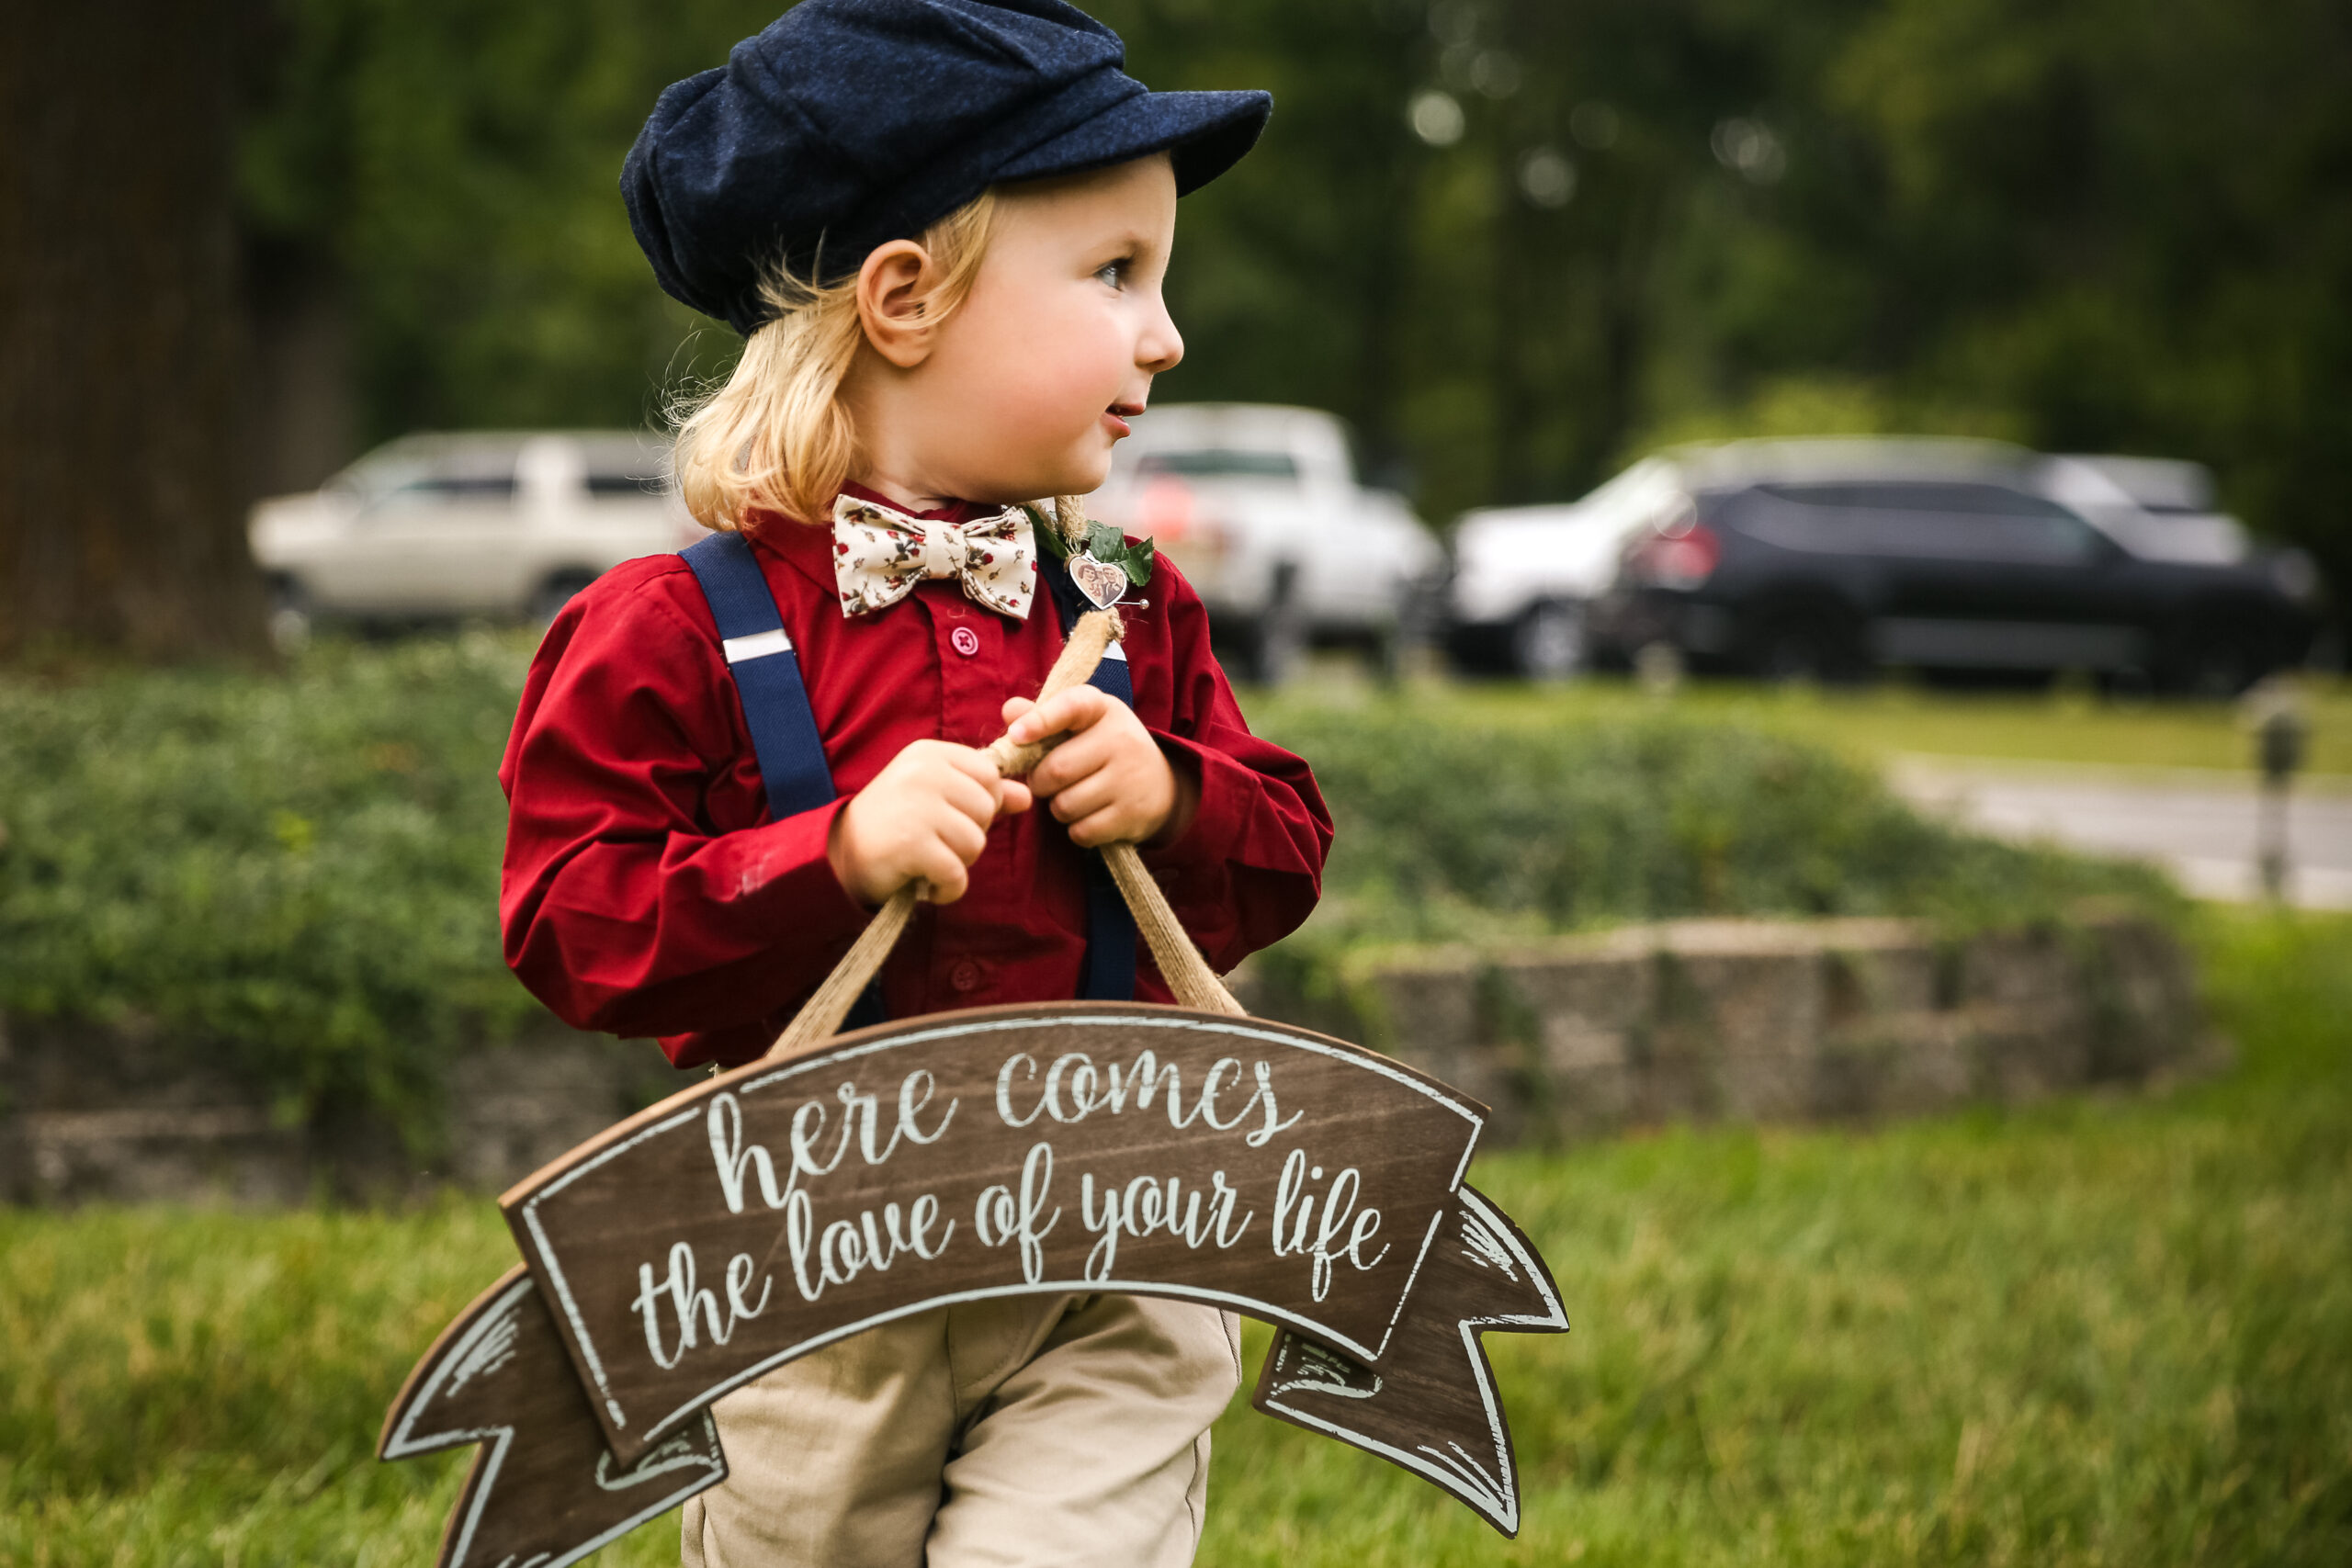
[855,240,938,368]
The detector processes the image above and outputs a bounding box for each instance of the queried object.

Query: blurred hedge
[1259,697,2170,940]
[0,637,538,1140]
[0,639,2168,1140]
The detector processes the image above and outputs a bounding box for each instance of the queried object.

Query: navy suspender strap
[1042,564,1141,1003]
[681,531,885,1029]
[681,532,839,819]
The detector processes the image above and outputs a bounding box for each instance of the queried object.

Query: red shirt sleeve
[497,556,872,1042]
[1130,558,1332,974]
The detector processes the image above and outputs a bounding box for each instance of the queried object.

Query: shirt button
[950,958,984,993]
[950,626,980,658]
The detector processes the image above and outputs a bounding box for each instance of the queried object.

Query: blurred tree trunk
[1488,171,1538,504]
[0,0,271,664]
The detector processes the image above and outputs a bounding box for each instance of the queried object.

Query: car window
[1133,450,1300,483]
[377,474,517,509]
[1746,482,2104,563]
[587,472,667,498]
[1578,458,1689,536]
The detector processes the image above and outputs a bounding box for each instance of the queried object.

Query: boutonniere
[1027,507,1156,611]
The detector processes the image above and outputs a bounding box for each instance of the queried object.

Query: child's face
[865,154,1183,506]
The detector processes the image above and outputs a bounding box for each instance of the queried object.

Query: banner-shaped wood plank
[379,1264,726,1568]
[382,1003,1566,1564]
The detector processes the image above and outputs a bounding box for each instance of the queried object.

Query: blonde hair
[672,190,1002,530]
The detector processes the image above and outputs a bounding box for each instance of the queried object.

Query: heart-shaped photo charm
[1068,551,1130,611]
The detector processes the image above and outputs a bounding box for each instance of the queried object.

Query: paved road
[1888,757,2352,909]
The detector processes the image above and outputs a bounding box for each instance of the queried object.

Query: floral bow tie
[831,494,1039,621]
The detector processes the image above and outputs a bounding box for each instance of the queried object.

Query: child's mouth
[1102,401,1143,438]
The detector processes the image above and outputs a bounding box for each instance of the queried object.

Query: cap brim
[994,88,1272,197]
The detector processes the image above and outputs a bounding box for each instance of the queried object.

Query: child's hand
[828,740,1033,907]
[1001,690,1198,849]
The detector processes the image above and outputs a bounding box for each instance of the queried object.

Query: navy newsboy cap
[623,0,1272,335]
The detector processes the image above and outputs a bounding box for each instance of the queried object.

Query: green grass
[1202,912,2352,1567]
[5,909,2346,1566]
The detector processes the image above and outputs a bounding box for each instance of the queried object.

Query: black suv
[1589,446,2320,693]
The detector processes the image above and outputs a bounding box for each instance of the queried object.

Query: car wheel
[1510,600,1586,681]
[267,578,314,654]
[1750,610,1862,684]
[2164,621,2267,698]
[1232,582,1307,686]
[531,571,601,626]
[1252,605,1308,686]
[1374,581,1442,684]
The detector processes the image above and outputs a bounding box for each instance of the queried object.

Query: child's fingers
[932,806,989,868]
[1006,685,1108,746]
[895,811,983,904]
[1000,696,1035,728]
[937,751,1007,826]
[1046,766,1118,827]
[916,845,971,903]
[1024,722,1117,799]
[996,779,1034,816]
[944,744,1007,785]
[1061,802,1130,849]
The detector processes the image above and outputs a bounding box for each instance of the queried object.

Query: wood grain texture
[502,1004,1487,1467]
[1253,1187,1567,1536]
[382,1003,1566,1557]
[378,1264,726,1568]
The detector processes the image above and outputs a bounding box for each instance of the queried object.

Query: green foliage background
[238,0,2352,619]
[0,638,2162,1143]
[0,637,541,1141]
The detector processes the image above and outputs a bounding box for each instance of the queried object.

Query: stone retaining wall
[1,910,2214,1205]
[0,1013,687,1207]
[1231,909,2219,1145]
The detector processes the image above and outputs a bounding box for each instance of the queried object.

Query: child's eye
[1095,257,1132,289]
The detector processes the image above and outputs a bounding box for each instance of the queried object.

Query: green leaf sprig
[1025,507,1156,588]
[1080,522,1157,587]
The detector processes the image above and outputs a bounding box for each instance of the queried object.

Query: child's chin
[1060,447,1117,495]
[974,437,1114,502]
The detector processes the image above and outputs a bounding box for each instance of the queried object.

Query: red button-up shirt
[498,491,1332,1069]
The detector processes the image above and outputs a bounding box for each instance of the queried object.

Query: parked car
[1583,438,2320,693]
[1087,403,1442,682]
[2032,454,2259,566]
[1443,457,1693,677]
[250,430,685,636]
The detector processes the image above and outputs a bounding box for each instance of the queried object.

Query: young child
[496,2,1330,1563]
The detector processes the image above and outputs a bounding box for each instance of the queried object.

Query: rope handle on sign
[765,501,1242,1062]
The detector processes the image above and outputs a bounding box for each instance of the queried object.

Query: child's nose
[1139,301,1183,374]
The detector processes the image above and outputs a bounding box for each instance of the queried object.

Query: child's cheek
[998,344,1115,448]
[938,371,1099,496]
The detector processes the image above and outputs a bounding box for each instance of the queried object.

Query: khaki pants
[681,1294,1241,1568]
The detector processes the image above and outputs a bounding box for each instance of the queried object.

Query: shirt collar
[745,486,998,594]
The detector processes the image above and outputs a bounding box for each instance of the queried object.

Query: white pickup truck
[250,430,686,638]
[1088,403,1442,683]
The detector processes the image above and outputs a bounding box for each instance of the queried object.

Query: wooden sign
[381,1003,1566,1564]
[379,1264,727,1568]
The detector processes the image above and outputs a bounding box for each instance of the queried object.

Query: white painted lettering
[1244,1060,1304,1148]
[996,1054,1045,1127]
[629,1243,762,1369]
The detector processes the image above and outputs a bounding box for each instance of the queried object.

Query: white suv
[251,430,687,635]
[1444,457,1696,677]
